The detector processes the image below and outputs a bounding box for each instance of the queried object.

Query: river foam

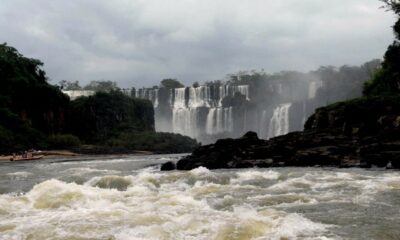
[0,163,399,239]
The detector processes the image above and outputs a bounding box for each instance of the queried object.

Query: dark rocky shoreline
[162,97,400,171]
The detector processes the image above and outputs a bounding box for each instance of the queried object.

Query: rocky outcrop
[162,97,400,170]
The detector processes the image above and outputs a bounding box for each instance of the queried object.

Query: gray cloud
[0,0,396,87]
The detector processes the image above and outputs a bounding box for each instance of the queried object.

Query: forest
[0,43,199,154]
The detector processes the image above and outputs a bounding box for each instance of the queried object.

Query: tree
[83,80,119,92]
[68,91,154,142]
[59,80,82,90]
[0,43,69,151]
[381,0,400,14]
[363,0,400,95]
[160,79,184,88]
[192,81,200,88]
[361,59,382,78]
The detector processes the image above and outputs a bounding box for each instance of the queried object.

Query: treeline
[216,59,381,106]
[126,60,381,110]
[0,43,199,154]
[60,78,185,92]
[363,0,400,96]
[59,80,119,92]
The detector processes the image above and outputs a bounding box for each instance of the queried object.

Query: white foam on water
[268,213,332,240]
[233,170,281,183]
[190,166,212,176]
[6,171,33,178]
[6,168,400,239]
[61,167,121,175]
[0,169,338,240]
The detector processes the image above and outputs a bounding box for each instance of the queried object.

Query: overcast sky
[0,0,396,87]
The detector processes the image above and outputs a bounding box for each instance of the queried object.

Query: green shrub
[105,131,200,153]
[47,134,81,149]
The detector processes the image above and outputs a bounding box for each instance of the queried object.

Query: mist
[127,60,381,143]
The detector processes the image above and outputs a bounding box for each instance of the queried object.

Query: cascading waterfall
[238,85,250,100]
[259,110,268,139]
[174,88,186,108]
[153,89,159,108]
[188,86,211,108]
[62,90,95,100]
[218,85,250,106]
[172,108,198,137]
[205,108,216,135]
[132,83,314,141]
[168,85,247,138]
[205,107,233,134]
[133,88,159,108]
[268,103,292,139]
[308,80,323,99]
[117,78,336,143]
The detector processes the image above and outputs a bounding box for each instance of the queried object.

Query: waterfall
[237,85,250,100]
[216,108,223,133]
[259,110,268,139]
[174,88,186,108]
[206,108,216,135]
[132,88,159,108]
[153,89,159,108]
[172,108,198,137]
[268,103,292,138]
[134,84,249,139]
[205,107,233,134]
[308,81,323,99]
[301,102,307,126]
[217,84,250,106]
[188,86,210,108]
[62,90,95,100]
[224,107,233,132]
[218,85,227,106]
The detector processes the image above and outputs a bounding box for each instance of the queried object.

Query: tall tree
[364,0,400,95]
[59,80,82,90]
[160,79,184,88]
[84,80,119,92]
[0,43,69,151]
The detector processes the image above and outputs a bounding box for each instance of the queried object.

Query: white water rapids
[0,155,399,240]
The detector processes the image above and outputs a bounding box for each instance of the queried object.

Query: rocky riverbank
[162,96,400,170]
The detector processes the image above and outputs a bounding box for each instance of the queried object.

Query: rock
[339,157,360,168]
[241,131,259,139]
[384,151,400,169]
[394,116,400,128]
[162,97,400,171]
[160,161,176,171]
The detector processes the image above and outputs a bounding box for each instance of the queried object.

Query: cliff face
[162,96,400,171]
[305,96,400,137]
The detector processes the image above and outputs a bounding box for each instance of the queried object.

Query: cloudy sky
[0,0,396,87]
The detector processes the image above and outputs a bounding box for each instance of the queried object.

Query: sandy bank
[0,150,78,161]
[0,150,154,161]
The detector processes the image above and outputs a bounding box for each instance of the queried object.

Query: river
[0,154,399,239]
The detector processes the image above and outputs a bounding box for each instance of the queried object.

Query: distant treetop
[160,79,184,88]
[363,0,400,95]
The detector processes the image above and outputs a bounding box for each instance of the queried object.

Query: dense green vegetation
[229,60,380,106]
[59,79,119,92]
[0,43,69,152]
[106,132,199,154]
[68,91,154,142]
[308,0,400,131]
[0,44,199,154]
[160,79,184,88]
[364,0,400,96]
